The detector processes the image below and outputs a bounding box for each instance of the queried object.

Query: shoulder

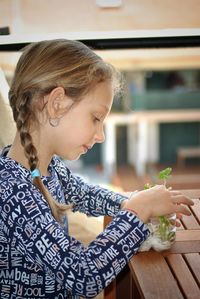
[0,153,31,185]
[0,175,46,204]
[0,172,50,217]
[0,178,52,235]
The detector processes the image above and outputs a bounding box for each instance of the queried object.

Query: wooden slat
[130,251,184,299]
[184,253,200,286]
[166,241,200,254]
[177,222,185,230]
[181,214,199,229]
[181,198,200,229]
[180,189,200,199]
[175,230,200,242]
[163,230,200,254]
[191,198,200,224]
[167,254,200,299]
[104,281,116,299]
[164,242,200,254]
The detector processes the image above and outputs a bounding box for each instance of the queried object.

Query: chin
[66,153,81,161]
[60,148,84,161]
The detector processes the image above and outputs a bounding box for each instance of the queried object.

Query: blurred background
[1,1,200,298]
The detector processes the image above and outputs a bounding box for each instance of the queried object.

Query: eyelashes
[93,114,102,122]
[94,117,101,122]
[92,112,106,123]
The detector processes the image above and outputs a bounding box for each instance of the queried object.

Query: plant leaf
[144,183,155,190]
[158,167,172,180]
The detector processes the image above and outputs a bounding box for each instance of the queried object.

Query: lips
[82,145,92,153]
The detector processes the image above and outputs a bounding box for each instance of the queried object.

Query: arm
[54,157,128,216]
[53,158,194,222]
[6,182,149,298]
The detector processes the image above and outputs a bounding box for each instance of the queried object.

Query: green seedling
[145,167,175,242]
[144,183,154,190]
[158,167,172,185]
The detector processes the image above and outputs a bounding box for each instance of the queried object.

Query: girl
[0,39,193,299]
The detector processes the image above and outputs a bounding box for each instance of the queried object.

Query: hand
[122,185,194,223]
[173,213,182,227]
[120,190,138,209]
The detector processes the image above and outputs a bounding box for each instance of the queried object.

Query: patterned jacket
[0,146,149,298]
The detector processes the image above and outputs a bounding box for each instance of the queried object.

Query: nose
[94,125,105,143]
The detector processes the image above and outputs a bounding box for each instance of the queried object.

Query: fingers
[169,190,194,205]
[174,204,192,216]
[176,213,182,220]
[171,194,194,206]
[168,191,194,217]
[170,190,182,196]
[175,219,181,227]
[169,214,182,226]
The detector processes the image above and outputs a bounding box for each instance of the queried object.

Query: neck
[7,132,52,176]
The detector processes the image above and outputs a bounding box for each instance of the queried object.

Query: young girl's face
[52,81,113,160]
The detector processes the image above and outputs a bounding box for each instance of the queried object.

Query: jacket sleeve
[54,157,128,216]
[7,182,150,298]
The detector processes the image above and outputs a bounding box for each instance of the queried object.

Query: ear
[46,87,73,118]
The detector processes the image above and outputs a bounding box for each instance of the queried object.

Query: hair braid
[16,92,70,223]
[16,93,38,170]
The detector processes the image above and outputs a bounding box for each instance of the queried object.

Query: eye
[94,117,101,122]
[93,114,101,122]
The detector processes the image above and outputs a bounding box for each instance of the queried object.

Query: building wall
[0,0,200,35]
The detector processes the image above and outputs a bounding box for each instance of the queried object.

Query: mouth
[82,144,92,153]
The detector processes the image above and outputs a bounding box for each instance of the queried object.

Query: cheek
[72,117,94,135]
[59,112,94,145]
[58,123,83,147]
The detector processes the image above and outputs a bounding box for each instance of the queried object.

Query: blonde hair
[9,39,121,223]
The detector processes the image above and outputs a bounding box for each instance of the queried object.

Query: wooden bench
[104,189,200,299]
[177,146,200,167]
